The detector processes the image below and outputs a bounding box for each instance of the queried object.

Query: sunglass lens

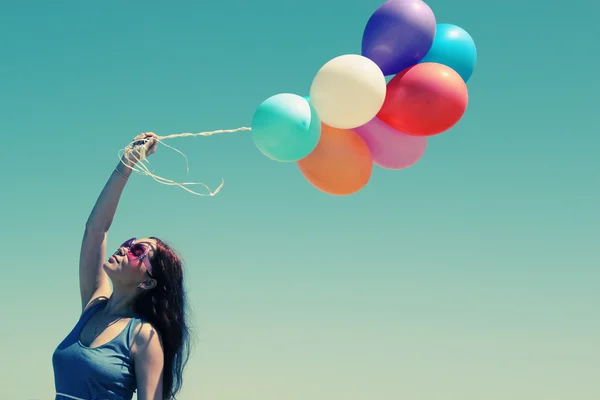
[130,243,146,257]
[121,238,135,248]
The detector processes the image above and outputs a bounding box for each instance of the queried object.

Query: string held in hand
[118,127,251,197]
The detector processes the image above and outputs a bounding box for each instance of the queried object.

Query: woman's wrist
[115,157,134,178]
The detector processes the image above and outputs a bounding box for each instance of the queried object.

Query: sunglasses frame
[119,237,154,277]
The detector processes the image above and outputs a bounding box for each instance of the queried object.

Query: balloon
[362,0,436,76]
[297,124,373,196]
[378,63,468,136]
[251,93,321,162]
[354,117,427,170]
[420,23,477,82]
[309,54,386,130]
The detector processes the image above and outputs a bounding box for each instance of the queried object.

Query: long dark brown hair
[133,237,193,399]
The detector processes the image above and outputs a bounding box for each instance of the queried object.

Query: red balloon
[378,62,469,136]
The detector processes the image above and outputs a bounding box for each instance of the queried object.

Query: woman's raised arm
[79,133,158,312]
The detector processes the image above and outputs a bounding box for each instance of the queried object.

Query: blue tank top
[52,299,144,400]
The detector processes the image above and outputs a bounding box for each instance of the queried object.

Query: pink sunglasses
[118,238,154,277]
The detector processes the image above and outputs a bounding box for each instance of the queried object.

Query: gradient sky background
[1,0,598,399]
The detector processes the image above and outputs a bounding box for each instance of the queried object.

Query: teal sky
[1,1,598,399]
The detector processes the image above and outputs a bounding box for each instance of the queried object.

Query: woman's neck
[103,290,137,317]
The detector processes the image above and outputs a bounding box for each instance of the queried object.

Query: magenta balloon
[354,117,427,170]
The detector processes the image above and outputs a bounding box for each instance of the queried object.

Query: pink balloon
[353,117,428,170]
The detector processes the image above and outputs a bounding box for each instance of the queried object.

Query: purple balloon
[362,0,436,76]
[354,117,427,170]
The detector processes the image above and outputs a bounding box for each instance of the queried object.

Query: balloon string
[118,127,252,197]
[157,127,252,140]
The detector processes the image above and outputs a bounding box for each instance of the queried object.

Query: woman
[52,133,192,400]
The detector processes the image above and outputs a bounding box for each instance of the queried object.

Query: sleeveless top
[52,299,144,400]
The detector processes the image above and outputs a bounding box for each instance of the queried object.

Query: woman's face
[104,237,157,287]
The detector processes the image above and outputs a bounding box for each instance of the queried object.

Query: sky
[0,0,599,399]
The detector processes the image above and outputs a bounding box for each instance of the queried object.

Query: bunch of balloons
[251,0,477,196]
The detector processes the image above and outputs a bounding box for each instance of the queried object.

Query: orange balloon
[297,124,373,196]
[378,62,468,136]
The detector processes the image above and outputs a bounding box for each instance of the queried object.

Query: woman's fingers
[127,133,158,160]
[145,138,158,154]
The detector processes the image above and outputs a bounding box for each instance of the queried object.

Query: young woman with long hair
[52,133,192,400]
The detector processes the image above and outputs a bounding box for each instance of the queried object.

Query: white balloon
[310,54,386,129]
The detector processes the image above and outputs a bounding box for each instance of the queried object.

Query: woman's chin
[103,262,116,272]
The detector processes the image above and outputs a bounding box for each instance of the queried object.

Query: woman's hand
[122,132,159,168]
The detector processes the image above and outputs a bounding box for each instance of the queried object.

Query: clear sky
[1,0,598,399]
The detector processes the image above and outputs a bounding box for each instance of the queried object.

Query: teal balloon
[420,23,477,82]
[251,93,321,162]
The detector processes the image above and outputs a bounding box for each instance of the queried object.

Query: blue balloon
[251,94,321,162]
[420,23,477,82]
